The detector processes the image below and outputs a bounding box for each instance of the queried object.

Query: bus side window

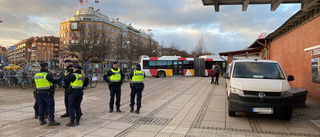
[183,61,194,69]
[166,61,172,69]
[143,60,149,69]
[149,60,156,69]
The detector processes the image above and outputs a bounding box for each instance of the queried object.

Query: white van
[223,59,294,120]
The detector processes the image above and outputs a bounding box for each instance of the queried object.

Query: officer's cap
[112,62,118,64]
[65,59,72,63]
[40,63,48,67]
[74,65,82,70]
[136,64,141,68]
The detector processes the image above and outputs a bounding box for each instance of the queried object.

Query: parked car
[223,59,294,120]
[3,64,21,70]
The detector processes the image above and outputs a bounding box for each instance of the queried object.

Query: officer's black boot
[116,107,121,113]
[130,106,134,113]
[48,120,60,126]
[61,113,69,118]
[66,121,75,127]
[135,107,140,114]
[40,120,47,125]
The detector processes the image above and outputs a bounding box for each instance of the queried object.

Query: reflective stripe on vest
[34,72,52,90]
[132,70,144,83]
[110,69,121,82]
[70,73,83,89]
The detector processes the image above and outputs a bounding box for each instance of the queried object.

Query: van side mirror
[223,73,230,79]
[288,75,294,81]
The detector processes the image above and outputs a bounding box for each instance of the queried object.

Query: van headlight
[281,91,292,97]
[230,87,244,96]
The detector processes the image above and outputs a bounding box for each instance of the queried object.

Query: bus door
[173,61,183,75]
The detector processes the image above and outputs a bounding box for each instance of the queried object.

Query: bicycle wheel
[6,78,16,88]
[19,79,28,89]
[90,78,97,88]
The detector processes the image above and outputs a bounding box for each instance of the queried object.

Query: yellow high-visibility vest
[110,69,121,82]
[70,73,83,89]
[132,70,144,83]
[34,72,52,90]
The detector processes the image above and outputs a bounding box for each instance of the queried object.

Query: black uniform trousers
[68,89,83,122]
[64,89,69,114]
[130,84,144,108]
[38,91,55,121]
[109,86,121,110]
[34,96,47,117]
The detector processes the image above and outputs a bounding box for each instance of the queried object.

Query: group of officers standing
[33,60,145,127]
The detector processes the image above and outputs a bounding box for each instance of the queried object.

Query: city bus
[140,55,227,78]
[140,55,195,78]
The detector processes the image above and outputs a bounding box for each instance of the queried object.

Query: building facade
[7,36,60,64]
[0,46,8,63]
[59,7,156,66]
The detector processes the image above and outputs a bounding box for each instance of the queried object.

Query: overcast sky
[0,0,300,54]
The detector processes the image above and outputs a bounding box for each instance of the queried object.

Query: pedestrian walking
[61,59,74,118]
[34,63,62,126]
[103,62,124,113]
[210,65,215,84]
[64,65,88,127]
[214,64,221,85]
[129,64,145,114]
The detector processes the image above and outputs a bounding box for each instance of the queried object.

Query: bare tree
[192,36,212,57]
[67,23,99,72]
[95,29,113,73]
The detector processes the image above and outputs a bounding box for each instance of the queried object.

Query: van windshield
[232,62,285,79]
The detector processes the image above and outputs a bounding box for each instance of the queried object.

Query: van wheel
[281,112,292,121]
[158,71,165,78]
[228,109,236,117]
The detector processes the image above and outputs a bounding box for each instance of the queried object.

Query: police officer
[103,62,124,113]
[64,65,88,127]
[129,64,145,114]
[61,59,74,118]
[34,63,62,126]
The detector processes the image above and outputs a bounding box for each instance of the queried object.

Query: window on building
[90,24,94,29]
[97,32,101,37]
[97,25,101,29]
[104,26,107,30]
[84,24,88,29]
[71,22,78,30]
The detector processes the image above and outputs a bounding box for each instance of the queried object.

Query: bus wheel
[158,71,165,78]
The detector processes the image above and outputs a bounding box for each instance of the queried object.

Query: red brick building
[220,7,320,99]
[267,10,320,99]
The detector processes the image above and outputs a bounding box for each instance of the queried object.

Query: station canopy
[202,0,320,12]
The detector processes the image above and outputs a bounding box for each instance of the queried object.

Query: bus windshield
[232,62,285,79]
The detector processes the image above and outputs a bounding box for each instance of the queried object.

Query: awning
[304,45,320,52]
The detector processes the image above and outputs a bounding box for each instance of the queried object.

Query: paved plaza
[1,77,320,137]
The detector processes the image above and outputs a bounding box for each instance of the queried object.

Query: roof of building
[219,48,262,56]
[267,4,320,41]
[64,7,149,39]
[202,0,319,12]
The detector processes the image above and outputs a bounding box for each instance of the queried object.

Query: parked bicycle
[86,69,97,88]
